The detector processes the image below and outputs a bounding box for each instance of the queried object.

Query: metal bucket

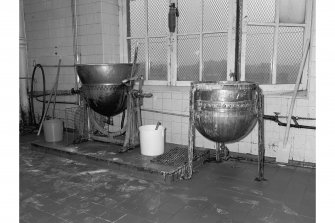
[76,64,134,117]
[192,81,259,143]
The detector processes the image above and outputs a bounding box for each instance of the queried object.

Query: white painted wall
[23,0,316,164]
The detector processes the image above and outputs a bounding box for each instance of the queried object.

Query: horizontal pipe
[141,108,189,117]
[142,108,315,121]
[273,115,315,121]
[30,89,75,97]
[263,115,316,129]
[32,64,75,68]
[35,97,77,105]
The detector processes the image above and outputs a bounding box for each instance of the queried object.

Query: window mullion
[301,0,313,89]
[240,0,248,81]
[227,0,236,80]
[144,0,149,81]
[199,0,204,81]
[271,0,280,85]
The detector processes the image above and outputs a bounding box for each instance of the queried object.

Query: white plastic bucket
[139,125,165,156]
[43,119,63,142]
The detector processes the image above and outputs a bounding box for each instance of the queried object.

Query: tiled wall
[23,0,120,120]
[23,0,316,164]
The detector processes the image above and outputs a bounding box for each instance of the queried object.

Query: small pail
[43,119,63,142]
[139,125,165,156]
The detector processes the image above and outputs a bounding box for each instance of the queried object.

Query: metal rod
[32,64,75,68]
[52,59,62,118]
[186,85,196,179]
[234,0,242,81]
[256,89,266,181]
[283,38,311,148]
[141,108,189,117]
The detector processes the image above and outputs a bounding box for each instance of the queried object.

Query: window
[119,0,313,90]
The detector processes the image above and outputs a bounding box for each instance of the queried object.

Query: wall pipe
[263,114,315,130]
[141,108,315,129]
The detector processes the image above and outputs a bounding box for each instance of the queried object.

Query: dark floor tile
[107,213,147,223]
[83,203,108,217]
[157,197,185,215]
[271,208,299,223]
[99,208,126,222]
[20,206,61,223]
[243,206,275,223]
[295,215,316,223]
[165,205,203,223]
[70,213,101,223]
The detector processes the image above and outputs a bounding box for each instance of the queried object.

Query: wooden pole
[256,88,266,181]
[187,85,196,179]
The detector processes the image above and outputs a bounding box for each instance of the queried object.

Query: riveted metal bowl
[76,64,134,117]
[192,81,259,143]
[76,63,133,84]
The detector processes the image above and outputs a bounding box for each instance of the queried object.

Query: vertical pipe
[19,0,30,125]
[187,84,196,179]
[234,0,243,81]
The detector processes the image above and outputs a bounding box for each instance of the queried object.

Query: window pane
[203,33,228,81]
[128,39,146,78]
[277,27,304,84]
[245,26,274,84]
[178,0,201,33]
[128,0,146,37]
[203,0,229,31]
[149,38,168,80]
[148,0,169,36]
[177,35,200,81]
[247,0,275,23]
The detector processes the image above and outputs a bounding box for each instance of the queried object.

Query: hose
[30,64,46,126]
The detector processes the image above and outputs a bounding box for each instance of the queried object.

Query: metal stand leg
[216,142,222,163]
[186,87,196,179]
[255,90,266,181]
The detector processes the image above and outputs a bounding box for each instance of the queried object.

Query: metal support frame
[255,88,266,181]
[86,87,142,152]
[187,87,266,181]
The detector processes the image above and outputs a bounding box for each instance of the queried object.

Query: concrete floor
[20,135,315,223]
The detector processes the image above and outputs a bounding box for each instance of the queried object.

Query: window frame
[119,0,313,92]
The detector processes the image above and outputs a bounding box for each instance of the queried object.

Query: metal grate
[245,26,274,84]
[203,0,229,31]
[129,0,146,37]
[148,0,169,36]
[177,35,200,81]
[247,0,275,23]
[150,147,209,167]
[277,27,304,84]
[178,0,201,34]
[203,33,228,81]
[128,39,146,78]
[149,37,168,80]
